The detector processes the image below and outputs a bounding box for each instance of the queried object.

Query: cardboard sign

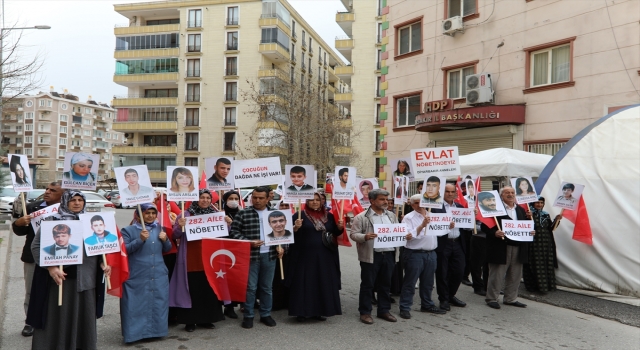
[410,146,461,177]
[234,157,282,188]
[356,178,378,209]
[373,223,408,248]
[185,212,229,241]
[167,166,199,202]
[39,220,84,266]
[333,166,357,200]
[451,208,475,229]
[263,210,294,246]
[61,152,100,190]
[78,212,120,256]
[283,165,316,203]
[502,220,535,242]
[511,176,538,204]
[394,175,409,205]
[553,182,585,211]
[8,154,33,192]
[114,165,155,206]
[425,213,452,236]
[205,156,235,191]
[389,158,414,181]
[30,204,60,232]
[420,175,446,209]
[477,190,507,217]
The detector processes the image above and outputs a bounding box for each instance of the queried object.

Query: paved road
[1,209,639,349]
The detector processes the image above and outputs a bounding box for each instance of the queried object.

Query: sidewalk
[0,216,13,333]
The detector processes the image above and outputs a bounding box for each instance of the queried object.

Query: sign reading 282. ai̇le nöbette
[185,212,229,241]
[373,223,408,248]
[410,146,461,177]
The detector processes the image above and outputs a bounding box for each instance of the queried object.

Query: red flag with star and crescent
[202,238,251,302]
[106,227,129,298]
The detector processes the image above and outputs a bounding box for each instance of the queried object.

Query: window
[225,82,237,101]
[309,37,313,53]
[291,43,296,61]
[260,28,289,51]
[25,136,33,143]
[292,21,297,39]
[144,135,177,146]
[24,148,33,156]
[60,126,67,134]
[290,66,295,84]
[530,44,571,87]
[185,133,199,151]
[447,0,477,19]
[106,133,111,139]
[58,150,65,157]
[447,65,475,99]
[318,47,322,62]
[397,20,422,56]
[375,104,381,124]
[115,33,179,51]
[59,138,67,145]
[25,112,34,119]
[60,114,68,122]
[83,140,90,147]
[144,89,179,98]
[375,130,381,151]
[25,124,34,131]
[226,57,238,75]
[83,130,91,136]
[377,49,382,69]
[71,140,79,146]
[227,6,239,25]
[57,161,64,169]
[227,31,238,50]
[85,108,92,114]
[376,76,382,97]
[224,132,236,151]
[301,52,306,69]
[186,108,199,126]
[188,9,202,28]
[225,107,236,126]
[83,119,92,125]
[185,157,198,166]
[187,84,200,102]
[115,58,179,75]
[146,19,180,26]
[396,94,421,127]
[188,34,201,52]
[377,23,383,43]
[187,59,200,77]
[39,99,45,107]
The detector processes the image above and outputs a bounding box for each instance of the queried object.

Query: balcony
[334,146,352,155]
[114,23,180,35]
[111,96,178,107]
[257,146,288,157]
[335,36,354,62]
[258,67,289,82]
[114,47,179,59]
[259,14,291,35]
[112,145,177,155]
[113,120,177,132]
[335,90,353,105]
[334,118,352,128]
[259,43,290,62]
[113,72,179,85]
[335,11,355,37]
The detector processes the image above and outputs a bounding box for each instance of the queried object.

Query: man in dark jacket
[482,186,531,309]
[11,181,62,336]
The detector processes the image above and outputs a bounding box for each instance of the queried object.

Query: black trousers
[435,238,465,302]
[470,235,489,291]
[359,251,395,315]
[461,230,472,279]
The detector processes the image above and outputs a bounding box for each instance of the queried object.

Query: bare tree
[1,28,44,106]
[240,67,363,182]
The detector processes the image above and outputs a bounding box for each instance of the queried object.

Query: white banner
[410,146,461,177]
[39,220,84,267]
[451,208,475,229]
[425,213,452,236]
[373,223,408,248]
[30,204,60,233]
[234,157,282,188]
[185,212,229,241]
[502,219,535,242]
[79,212,120,256]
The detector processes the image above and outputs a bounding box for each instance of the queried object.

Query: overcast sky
[3,0,347,104]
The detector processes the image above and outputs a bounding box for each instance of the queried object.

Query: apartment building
[379,0,639,189]
[1,90,123,187]
[334,0,386,186]
[112,0,351,186]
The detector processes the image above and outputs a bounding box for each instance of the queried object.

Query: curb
[0,222,13,331]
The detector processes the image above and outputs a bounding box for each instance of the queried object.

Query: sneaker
[260,316,277,327]
[241,317,254,329]
[420,306,446,315]
[399,310,411,319]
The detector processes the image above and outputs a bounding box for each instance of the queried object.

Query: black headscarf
[55,190,86,220]
[188,189,218,216]
[222,190,241,218]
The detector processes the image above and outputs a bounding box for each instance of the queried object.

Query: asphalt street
[1,209,638,349]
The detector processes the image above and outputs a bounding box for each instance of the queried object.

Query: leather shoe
[260,316,277,327]
[439,301,451,311]
[504,301,527,308]
[420,306,446,315]
[450,296,466,307]
[399,310,411,319]
[487,301,501,309]
[21,325,34,337]
[377,313,397,322]
[360,314,374,325]
[224,306,238,319]
[184,324,196,332]
[197,323,215,329]
[241,317,254,329]
[461,278,473,287]
[474,289,487,296]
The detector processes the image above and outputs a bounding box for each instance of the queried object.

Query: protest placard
[30,204,60,232]
[356,178,378,209]
[233,157,282,188]
[61,152,100,190]
[79,212,120,256]
[283,165,316,203]
[420,175,446,209]
[502,220,535,242]
[410,146,461,177]
[263,210,294,246]
[39,221,84,267]
[373,223,408,248]
[8,154,33,192]
[114,165,155,206]
[167,166,199,202]
[205,156,235,191]
[185,212,229,241]
[552,182,585,211]
[393,175,408,206]
[477,190,507,217]
[425,213,453,236]
[333,166,357,200]
[390,158,414,181]
[451,207,475,229]
[511,176,538,204]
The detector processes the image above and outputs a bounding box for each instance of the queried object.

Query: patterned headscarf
[133,203,159,229]
[188,189,218,216]
[304,192,328,231]
[529,196,549,215]
[57,190,86,220]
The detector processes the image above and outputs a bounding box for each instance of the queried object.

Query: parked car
[82,191,117,213]
[106,191,122,208]
[0,186,19,214]
[12,189,47,218]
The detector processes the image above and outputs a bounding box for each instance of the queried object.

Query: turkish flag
[106,227,129,298]
[330,197,355,247]
[157,194,177,255]
[455,176,468,208]
[561,196,593,245]
[202,238,251,302]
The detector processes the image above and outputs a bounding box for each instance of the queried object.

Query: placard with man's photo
[333,166,356,200]
[283,165,316,203]
[419,175,446,209]
[39,220,84,266]
[263,210,294,246]
[552,182,585,211]
[79,211,120,256]
[357,178,378,208]
[477,190,507,218]
[114,165,155,206]
[205,156,234,191]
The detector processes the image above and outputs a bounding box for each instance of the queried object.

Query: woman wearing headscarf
[120,203,172,343]
[170,189,224,332]
[62,153,96,182]
[28,190,111,350]
[285,192,344,322]
[523,197,560,293]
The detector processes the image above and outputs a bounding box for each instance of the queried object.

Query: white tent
[459,148,552,177]
[536,105,640,297]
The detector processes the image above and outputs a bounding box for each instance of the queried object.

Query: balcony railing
[114,94,178,99]
[187,69,201,77]
[186,94,201,102]
[227,43,238,50]
[225,117,236,126]
[260,14,291,28]
[225,93,237,101]
[259,39,289,52]
[226,68,238,76]
[227,18,239,26]
[187,20,202,28]
[116,115,178,122]
[187,45,201,52]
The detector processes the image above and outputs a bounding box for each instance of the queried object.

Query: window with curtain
[187,84,200,102]
[398,21,421,55]
[188,34,201,52]
[224,132,236,151]
[396,95,420,127]
[531,44,570,87]
[185,133,199,150]
[227,31,238,50]
[226,82,238,101]
[225,107,236,126]
[185,157,198,166]
[187,59,200,77]
[447,66,475,99]
[448,0,477,18]
[226,57,238,75]
[227,6,239,25]
[186,108,199,126]
[188,9,202,27]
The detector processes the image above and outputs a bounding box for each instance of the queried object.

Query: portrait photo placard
[333,166,357,200]
[79,211,120,256]
[263,210,294,246]
[420,175,446,209]
[511,176,538,204]
[283,165,316,203]
[8,154,33,192]
[552,182,585,211]
[477,190,507,218]
[356,178,378,208]
[205,156,234,191]
[394,175,409,206]
[462,176,479,208]
[114,165,155,206]
[390,158,414,180]
[39,220,84,267]
[61,152,100,190]
[167,166,199,202]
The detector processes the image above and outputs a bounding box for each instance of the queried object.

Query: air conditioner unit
[465,73,494,105]
[124,133,133,138]
[442,16,464,36]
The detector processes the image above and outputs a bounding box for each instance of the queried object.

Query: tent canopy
[459,148,552,177]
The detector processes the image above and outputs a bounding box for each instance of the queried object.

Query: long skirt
[175,272,224,324]
[523,231,557,293]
